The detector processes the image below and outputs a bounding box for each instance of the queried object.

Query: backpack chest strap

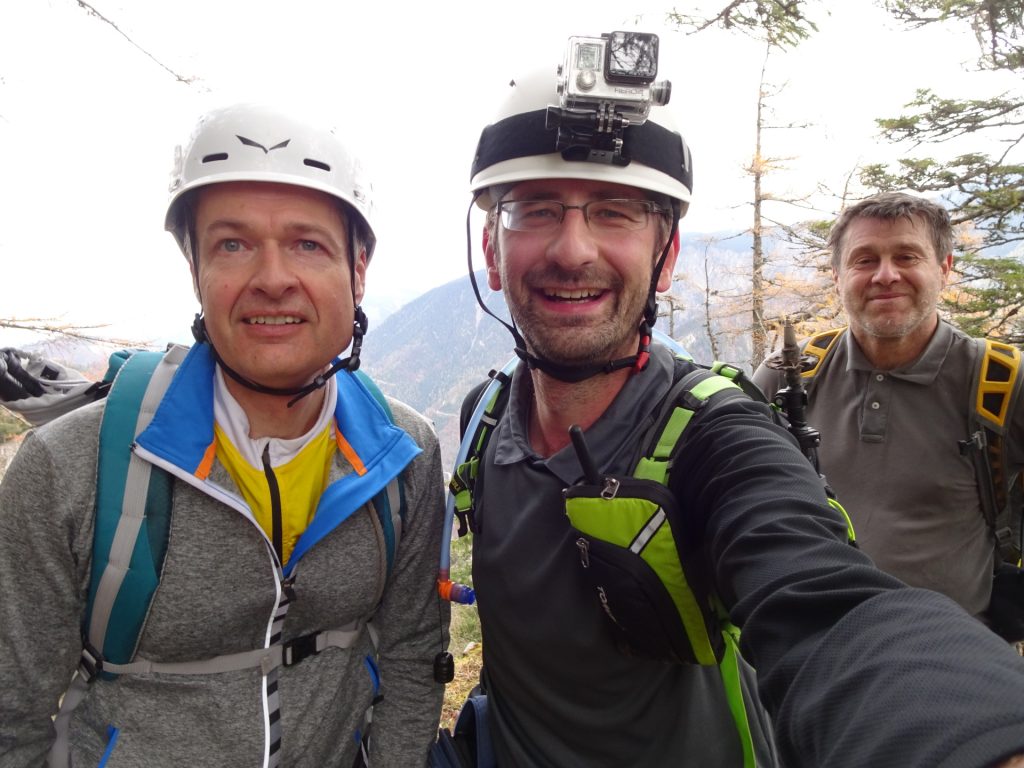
[80,619,371,681]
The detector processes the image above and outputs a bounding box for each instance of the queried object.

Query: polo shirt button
[875,374,885,382]
[871,401,881,410]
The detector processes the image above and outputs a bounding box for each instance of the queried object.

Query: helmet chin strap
[191,305,368,408]
[465,197,679,384]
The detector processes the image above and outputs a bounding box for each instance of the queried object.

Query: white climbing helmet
[165,103,376,259]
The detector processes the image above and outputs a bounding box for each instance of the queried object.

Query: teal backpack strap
[51,347,183,764]
[353,369,405,579]
[85,347,185,676]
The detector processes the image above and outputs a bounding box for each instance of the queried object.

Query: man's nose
[872,257,901,284]
[250,242,299,295]
[545,207,599,269]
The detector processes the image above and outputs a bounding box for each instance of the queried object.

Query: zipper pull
[282,575,297,603]
[600,477,621,500]
[576,538,590,568]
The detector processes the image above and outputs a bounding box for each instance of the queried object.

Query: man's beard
[849,286,940,341]
[508,264,649,366]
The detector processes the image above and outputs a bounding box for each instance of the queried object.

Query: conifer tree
[863,0,1024,340]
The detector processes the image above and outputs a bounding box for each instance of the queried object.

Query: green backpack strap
[85,346,185,678]
[634,364,746,485]
[353,369,406,579]
[448,360,517,537]
[635,363,759,768]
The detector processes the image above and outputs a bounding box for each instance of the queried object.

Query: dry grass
[439,532,484,731]
[440,642,484,731]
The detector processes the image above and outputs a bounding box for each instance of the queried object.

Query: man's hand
[998,756,1024,768]
[0,349,44,401]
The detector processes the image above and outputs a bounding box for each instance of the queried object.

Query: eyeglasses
[496,199,668,233]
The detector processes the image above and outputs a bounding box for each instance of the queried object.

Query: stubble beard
[848,285,939,341]
[508,267,648,366]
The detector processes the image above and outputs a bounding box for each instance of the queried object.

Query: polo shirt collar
[844,317,953,385]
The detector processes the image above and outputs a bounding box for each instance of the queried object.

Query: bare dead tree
[1,318,144,348]
[74,0,198,85]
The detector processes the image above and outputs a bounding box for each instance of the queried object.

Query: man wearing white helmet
[448,32,1024,768]
[0,104,447,767]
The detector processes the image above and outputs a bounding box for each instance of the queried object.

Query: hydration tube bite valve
[438,576,476,605]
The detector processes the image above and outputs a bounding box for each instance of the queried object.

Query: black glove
[0,349,45,402]
[988,562,1024,643]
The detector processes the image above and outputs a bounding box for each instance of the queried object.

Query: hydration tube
[436,330,689,604]
[437,357,519,605]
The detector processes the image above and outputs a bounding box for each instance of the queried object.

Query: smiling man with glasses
[436,31,1024,768]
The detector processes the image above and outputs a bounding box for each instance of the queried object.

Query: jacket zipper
[261,445,284,564]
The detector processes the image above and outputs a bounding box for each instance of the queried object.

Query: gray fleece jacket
[0,366,447,768]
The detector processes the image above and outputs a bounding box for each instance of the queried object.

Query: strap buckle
[79,641,103,682]
[282,632,320,667]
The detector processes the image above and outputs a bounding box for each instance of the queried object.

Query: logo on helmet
[236,136,291,154]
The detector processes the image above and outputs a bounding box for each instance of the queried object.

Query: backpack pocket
[564,477,723,666]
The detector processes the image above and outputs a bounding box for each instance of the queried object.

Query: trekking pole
[768,319,856,543]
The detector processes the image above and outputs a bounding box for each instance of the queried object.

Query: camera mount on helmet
[546,32,671,166]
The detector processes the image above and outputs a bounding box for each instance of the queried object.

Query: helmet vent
[201,153,229,164]
[303,158,331,173]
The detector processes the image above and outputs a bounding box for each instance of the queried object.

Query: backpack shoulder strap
[448,359,518,537]
[964,337,1024,564]
[630,358,759,767]
[800,326,846,382]
[634,360,748,486]
[86,346,185,676]
[352,369,406,580]
[970,337,1022,434]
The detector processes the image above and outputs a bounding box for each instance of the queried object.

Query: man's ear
[483,224,501,291]
[189,254,202,304]
[352,248,368,305]
[655,233,680,293]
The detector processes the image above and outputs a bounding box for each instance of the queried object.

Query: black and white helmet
[469,68,693,213]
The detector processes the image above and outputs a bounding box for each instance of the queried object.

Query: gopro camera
[556,32,671,124]
[548,32,672,164]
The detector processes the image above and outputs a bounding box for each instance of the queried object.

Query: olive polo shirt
[754,319,1023,616]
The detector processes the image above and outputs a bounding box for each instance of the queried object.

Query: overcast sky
[1,0,1010,346]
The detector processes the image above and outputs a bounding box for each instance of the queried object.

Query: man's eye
[221,239,242,252]
[299,240,321,251]
[591,206,631,220]
[520,204,559,219]
[592,208,625,219]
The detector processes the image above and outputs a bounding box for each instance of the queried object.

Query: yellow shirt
[214,421,336,564]
[211,368,339,565]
